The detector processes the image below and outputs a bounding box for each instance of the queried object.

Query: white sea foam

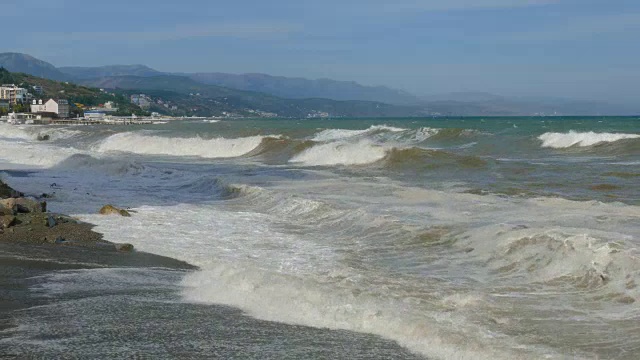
[0,123,33,140]
[54,154,146,176]
[0,140,81,168]
[78,204,546,360]
[311,125,406,142]
[539,131,640,148]
[0,123,82,141]
[311,128,370,142]
[290,140,388,166]
[95,132,269,158]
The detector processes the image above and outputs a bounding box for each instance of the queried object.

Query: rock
[99,205,131,217]
[0,199,17,213]
[17,197,46,213]
[0,181,23,199]
[114,243,134,252]
[46,215,57,228]
[0,204,14,216]
[0,215,17,229]
[54,236,66,244]
[1,197,45,213]
[37,134,50,141]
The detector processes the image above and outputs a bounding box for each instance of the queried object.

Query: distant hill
[4,52,638,116]
[79,75,426,118]
[0,53,70,82]
[182,72,421,105]
[0,67,147,116]
[59,65,163,79]
[58,65,420,104]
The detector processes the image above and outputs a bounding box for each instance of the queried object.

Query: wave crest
[95,132,271,158]
[311,125,406,142]
[54,154,146,175]
[539,131,640,148]
[290,140,388,166]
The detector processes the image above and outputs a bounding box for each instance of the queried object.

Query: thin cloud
[498,12,640,42]
[342,0,559,13]
[24,23,300,44]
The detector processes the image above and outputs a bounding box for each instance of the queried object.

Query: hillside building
[0,84,29,105]
[31,99,70,118]
[131,94,151,109]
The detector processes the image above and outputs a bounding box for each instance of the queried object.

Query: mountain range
[1,52,637,116]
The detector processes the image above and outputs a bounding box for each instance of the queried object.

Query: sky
[2,0,639,104]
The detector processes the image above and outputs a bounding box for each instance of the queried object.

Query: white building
[31,99,70,118]
[0,84,29,105]
[131,94,151,109]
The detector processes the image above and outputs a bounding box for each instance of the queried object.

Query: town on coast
[0,80,203,126]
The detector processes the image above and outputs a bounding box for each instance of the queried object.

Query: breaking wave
[311,125,406,142]
[486,228,640,304]
[0,123,33,140]
[0,123,82,142]
[539,131,640,148]
[53,154,146,176]
[94,132,273,158]
[177,177,246,200]
[244,137,315,164]
[290,140,388,166]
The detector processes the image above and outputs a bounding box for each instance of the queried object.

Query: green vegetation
[2,66,425,118]
[0,67,149,116]
[82,75,425,118]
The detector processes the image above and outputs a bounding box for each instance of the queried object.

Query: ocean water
[1,116,639,359]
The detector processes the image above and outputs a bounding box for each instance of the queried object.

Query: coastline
[0,178,196,334]
[0,178,425,359]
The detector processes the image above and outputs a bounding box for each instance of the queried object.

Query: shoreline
[0,178,196,333]
[0,179,196,265]
[0,180,426,360]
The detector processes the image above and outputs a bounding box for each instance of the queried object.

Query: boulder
[1,215,17,229]
[99,205,131,217]
[0,197,45,213]
[114,243,135,252]
[0,199,16,213]
[16,198,46,213]
[46,215,57,228]
[0,204,14,216]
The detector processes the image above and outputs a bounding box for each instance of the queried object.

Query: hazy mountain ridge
[180,72,421,105]
[0,53,70,82]
[78,75,426,118]
[59,65,420,104]
[59,65,163,79]
[1,52,638,116]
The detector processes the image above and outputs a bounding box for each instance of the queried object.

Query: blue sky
[3,0,639,103]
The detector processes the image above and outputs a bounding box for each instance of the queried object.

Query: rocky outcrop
[0,197,46,214]
[0,215,17,229]
[99,205,131,217]
[114,243,135,252]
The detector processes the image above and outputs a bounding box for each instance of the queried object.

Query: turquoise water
[1,116,640,359]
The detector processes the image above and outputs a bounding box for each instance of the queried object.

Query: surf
[94,131,274,158]
[538,130,640,148]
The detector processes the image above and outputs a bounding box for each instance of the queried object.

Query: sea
[0,116,639,359]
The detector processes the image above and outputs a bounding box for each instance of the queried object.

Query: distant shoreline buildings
[0,84,29,105]
[30,98,70,118]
